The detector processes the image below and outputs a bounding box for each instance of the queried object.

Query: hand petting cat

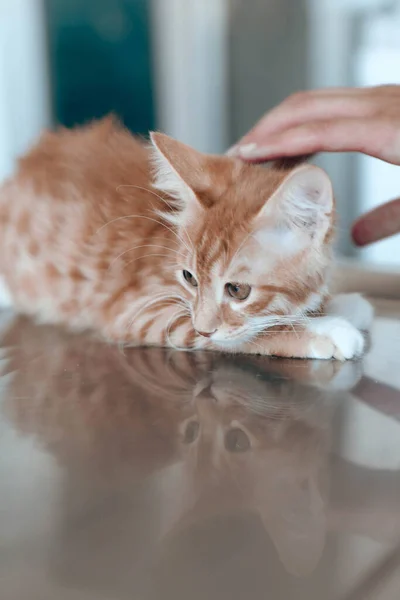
[229,84,400,247]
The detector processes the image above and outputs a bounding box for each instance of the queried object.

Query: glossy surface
[0,304,400,600]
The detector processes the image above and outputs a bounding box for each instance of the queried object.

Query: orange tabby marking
[0,117,366,358]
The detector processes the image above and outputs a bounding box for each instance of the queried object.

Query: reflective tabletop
[0,301,400,600]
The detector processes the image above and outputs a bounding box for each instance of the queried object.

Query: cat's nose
[196,329,217,338]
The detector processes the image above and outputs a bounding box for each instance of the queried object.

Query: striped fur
[0,118,369,359]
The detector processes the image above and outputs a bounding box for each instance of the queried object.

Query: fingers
[352,197,400,246]
[231,118,397,163]
[236,90,372,144]
[228,85,400,165]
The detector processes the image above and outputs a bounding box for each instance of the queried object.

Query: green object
[46,0,155,134]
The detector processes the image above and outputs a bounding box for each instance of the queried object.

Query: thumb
[352,197,400,246]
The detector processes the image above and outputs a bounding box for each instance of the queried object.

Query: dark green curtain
[46,0,155,134]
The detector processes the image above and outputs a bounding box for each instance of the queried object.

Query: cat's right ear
[150,132,207,224]
[254,165,334,246]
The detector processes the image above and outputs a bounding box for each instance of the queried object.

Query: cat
[0,116,373,359]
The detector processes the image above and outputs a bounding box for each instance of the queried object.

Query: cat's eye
[226,282,251,300]
[225,428,250,453]
[183,270,198,287]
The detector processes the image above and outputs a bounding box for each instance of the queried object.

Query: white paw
[326,293,374,331]
[307,316,365,361]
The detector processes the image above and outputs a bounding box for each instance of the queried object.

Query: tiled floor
[0,301,399,599]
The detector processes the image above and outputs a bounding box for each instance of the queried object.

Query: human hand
[229,85,400,246]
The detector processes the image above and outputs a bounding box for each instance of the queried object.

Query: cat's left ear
[256,165,334,242]
[150,132,208,220]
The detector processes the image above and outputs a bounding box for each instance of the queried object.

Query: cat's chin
[211,331,256,349]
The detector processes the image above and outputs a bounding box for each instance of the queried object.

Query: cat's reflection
[1,317,362,583]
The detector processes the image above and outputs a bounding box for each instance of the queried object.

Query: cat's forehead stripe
[196,232,226,273]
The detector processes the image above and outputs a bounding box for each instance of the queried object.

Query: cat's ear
[150,132,207,220]
[255,165,334,244]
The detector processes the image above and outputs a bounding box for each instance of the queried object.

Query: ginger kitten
[0,117,372,358]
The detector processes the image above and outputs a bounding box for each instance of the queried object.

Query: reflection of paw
[308,359,363,390]
[308,317,365,361]
[326,293,374,331]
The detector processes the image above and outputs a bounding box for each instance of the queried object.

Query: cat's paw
[307,316,365,361]
[326,293,374,331]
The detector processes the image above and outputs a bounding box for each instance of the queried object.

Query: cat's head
[150,133,334,348]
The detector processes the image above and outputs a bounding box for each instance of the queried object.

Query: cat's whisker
[300,309,313,325]
[237,397,288,416]
[108,244,186,270]
[142,234,181,248]
[127,305,184,345]
[231,392,292,409]
[179,223,195,252]
[247,339,264,352]
[126,296,165,333]
[181,230,195,253]
[116,184,175,211]
[251,328,306,335]
[165,310,190,351]
[142,191,195,253]
[289,321,300,340]
[229,230,255,268]
[96,214,193,255]
[152,207,195,253]
[127,292,187,332]
[121,253,178,270]
[248,312,312,334]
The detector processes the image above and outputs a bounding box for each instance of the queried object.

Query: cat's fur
[0,117,372,359]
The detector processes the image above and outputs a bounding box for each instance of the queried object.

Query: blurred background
[0,0,399,265]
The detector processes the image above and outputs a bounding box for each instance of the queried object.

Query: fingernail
[226,145,240,157]
[237,142,258,157]
[238,143,277,160]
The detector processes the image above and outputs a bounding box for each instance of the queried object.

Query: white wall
[0,0,51,181]
[308,0,400,263]
[355,7,400,265]
[150,0,229,153]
